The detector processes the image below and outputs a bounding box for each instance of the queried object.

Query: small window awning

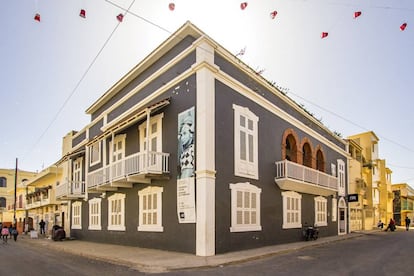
[88,98,170,145]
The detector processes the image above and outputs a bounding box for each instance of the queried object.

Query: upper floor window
[229,182,262,232]
[139,114,164,153]
[314,196,327,226]
[233,104,259,179]
[88,198,102,230]
[282,191,302,229]
[282,129,299,163]
[337,159,346,196]
[316,148,325,172]
[0,177,6,188]
[89,141,101,166]
[0,197,6,208]
[138,186,164,232]
[72,201,82,230]
[302,142,312,168]
[73,157,83,192]
[108,193,126,231]
[112,134,126,163]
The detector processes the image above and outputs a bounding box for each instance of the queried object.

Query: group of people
[0,223,19,243]
[378,216,411,232]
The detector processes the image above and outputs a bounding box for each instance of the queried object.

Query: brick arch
[281,128,300,163]
[300,137,314,168]
[314,145,326,173]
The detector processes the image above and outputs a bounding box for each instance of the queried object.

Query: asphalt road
[2,230,413,275]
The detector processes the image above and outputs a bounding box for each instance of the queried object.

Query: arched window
[0,197,6,208]
[0,177,6,188]
[302,142,312,168]
[282,129,299,163]
[316,148,325,172]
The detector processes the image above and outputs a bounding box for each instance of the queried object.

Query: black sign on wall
[347,194,359,202]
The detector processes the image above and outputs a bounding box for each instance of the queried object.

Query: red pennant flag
[240,2,248,10]
[169,3,175,11]
[354,11,362,18]
[117,13,124,22]
[34,13,41,22]
[270,11,277,19]
[321,32,329,39]
[400,23,407,31]
[79,9,86,18]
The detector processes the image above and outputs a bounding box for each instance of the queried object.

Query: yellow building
[0,168,37,230]
[347,131,393,230]
[392,183,414,225]
[24,165,63,235]
[347,139,365,231]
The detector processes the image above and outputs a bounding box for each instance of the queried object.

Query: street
[2,230,414,275]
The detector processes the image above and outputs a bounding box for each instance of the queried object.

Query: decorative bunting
[354,11,362,18]
[240,2,248,10]
[117,13,124,22]
[79,9,86,18]
[400,23,407,31]
[270,11,278,19]
[169,3,175,11]
[321,32,329,39]
[34,13,41,22]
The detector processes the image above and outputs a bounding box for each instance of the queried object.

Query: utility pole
[13,158,18,225]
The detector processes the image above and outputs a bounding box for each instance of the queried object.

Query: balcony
[55,181,85,200]
[275,160,338,196]
[87,151,170,191]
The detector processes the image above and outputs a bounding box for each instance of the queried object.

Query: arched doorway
[338,197,347,235]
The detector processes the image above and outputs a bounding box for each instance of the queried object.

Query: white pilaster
[195,40,216,256]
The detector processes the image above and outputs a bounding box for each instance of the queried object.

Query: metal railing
[87,151,169,189]
[55,181,86,198]
[275,159,338,190]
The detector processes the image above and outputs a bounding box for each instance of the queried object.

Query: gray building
[56,22,349,256]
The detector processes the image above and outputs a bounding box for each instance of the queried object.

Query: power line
[22,0,137,162]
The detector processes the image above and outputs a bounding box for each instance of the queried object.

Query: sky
[1,0,414,186]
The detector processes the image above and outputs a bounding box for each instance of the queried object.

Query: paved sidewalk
[19,231,379,273]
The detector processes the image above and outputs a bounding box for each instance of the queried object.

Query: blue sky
[1,0,413,186]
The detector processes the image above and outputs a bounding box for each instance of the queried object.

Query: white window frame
[315,196,328,226]
[138,186,164,232]
[73,157,83,192]
[111,134,126,163]
[139,113,163,153]
[282,191,302,229]
[337,159,345,196]
[233,104,259,180]
[88,197,102,230]
[71,201,82,230]
[229,182,262,232]
[108,193,126,231]
[332,197,337,222]
[89,141,101,166]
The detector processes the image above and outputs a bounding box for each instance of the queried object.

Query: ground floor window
[108,193,126,231]
[88,197,102,230]
[229,182,262,232]
[282,191,302,229]
[138,186,164,232]
[72,201,82,229]
[315,196,327,226]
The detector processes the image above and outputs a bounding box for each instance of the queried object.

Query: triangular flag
[34,13,41,22]
[270,11,278,19]
[354,11,362,18]
[240,2,248,10]
[321,32,329,39]
[169,3,175,11]
[400,23,407,31]
[117,13,124,22]
[79,9,86,18]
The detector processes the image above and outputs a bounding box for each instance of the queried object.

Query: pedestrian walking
[1,226,9,243]
[11,226,18,242]
[405,216,411,231]
[39,219,46,235]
